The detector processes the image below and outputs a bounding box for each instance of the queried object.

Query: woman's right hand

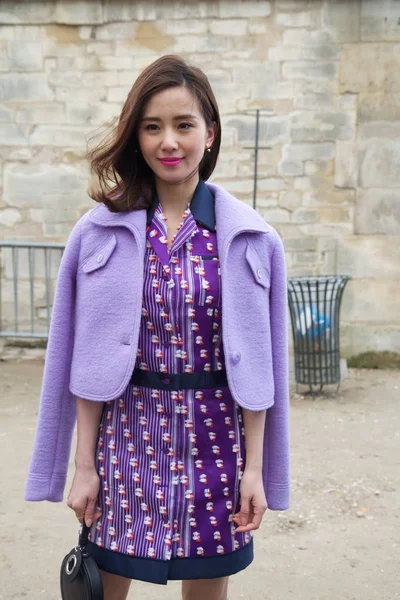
[67,466,102,527]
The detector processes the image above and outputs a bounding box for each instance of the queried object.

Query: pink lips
[159,157,183,166]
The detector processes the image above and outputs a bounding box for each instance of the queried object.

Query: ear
[206,121,217,148]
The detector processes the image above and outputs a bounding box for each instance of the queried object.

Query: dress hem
[87,538,254,585]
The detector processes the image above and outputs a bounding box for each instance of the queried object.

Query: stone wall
[0,0,399,355]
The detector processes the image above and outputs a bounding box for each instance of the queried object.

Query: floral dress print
[88,181,253,584]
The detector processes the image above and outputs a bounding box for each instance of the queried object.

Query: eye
[179,123,193,130]
[145,124,159,131]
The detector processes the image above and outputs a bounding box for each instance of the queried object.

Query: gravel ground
[0,359,399,600]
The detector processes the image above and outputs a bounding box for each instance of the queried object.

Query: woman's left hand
[232,467,268,533]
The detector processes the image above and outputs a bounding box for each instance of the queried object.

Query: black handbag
[60,523,104,600]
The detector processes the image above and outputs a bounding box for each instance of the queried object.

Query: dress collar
[146,179,216,232]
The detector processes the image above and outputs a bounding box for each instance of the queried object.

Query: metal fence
[0,241,64,339]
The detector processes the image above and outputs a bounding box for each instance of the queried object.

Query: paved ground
[0,359,399,600]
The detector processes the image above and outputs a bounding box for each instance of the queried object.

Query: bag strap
[78,523,91,549]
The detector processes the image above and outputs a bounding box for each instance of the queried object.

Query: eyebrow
[141,114,198,122]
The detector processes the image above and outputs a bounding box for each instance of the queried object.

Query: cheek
[138,136,154,159]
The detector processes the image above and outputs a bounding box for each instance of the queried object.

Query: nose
[160,128,178,152]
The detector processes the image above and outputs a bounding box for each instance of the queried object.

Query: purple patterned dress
[88,181,253,584]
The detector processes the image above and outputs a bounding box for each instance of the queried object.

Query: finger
[238,497,251,527]
[85,498,96,527]
[235,521,256,533]
[251,510,264,530]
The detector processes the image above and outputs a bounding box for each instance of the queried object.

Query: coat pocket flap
[82,234,117,273]
[245,243,271,289]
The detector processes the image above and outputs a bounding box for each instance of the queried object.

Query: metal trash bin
[287,276,351,393]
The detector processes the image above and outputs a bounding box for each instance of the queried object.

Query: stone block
[340,43,400,93]
[99,56,133,70]
[54,1,104,25]
[299,221,354,236]
[0,74,54,102]
[260,208,291,223]
[339,93,358,111]
[319,205,353,223]
[0,1,55,23]
[3,163,87,208]
[44,25,81,43]
[283,143,336,162]
[359,140,400,188]
[86,41,115,56]
[322,0,361,42]
[0,124,29,146]
[0,41,8,71]
[222,179,254,195]
[269,44,339,62]
[210,19,248,36]
[337,235,400,279]
[278,160,304,176]
[0,208,22,227]
[275,11,313,28]
[293,251,318,265]
[56,85,107,103]
[16,103,65,125]
[173,34,230,54]
[302,189,355,207]
[358,93,400,122]
[156,2,219,19]
[161,20,208,35]
[305,160,333,176]
[250,80,301,102]
[248,20,272,35]
[355,189,400,235]
[96,22,138,41]
[279,191,302,211]
[212,154,238,179]
[294,92,335,110]
[282,61,338,80]
[30,207,80,223]
[341,323,400,355]
[0,105,13,122]
[361,0,400,41]
[341,279,400,325]
[282,29,333,47]
[257,178,285,192]
[103,0,157,21]
[231,61,279,85]
[290,111,354,142]
[224,115,288,146]
[8,148,32,161]
[219,1,271,18]
[0,25,14,40]
[8,41,43,70]
[335,141,357,188]
[292,208,319,223]
[106,87,131,103]
[30,125,91,147]
[283,236,318,251]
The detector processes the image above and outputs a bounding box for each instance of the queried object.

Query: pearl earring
[206,147,211,153]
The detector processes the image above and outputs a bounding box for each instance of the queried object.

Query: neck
[155,174,199,218]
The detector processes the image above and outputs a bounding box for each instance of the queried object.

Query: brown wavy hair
[87,54,221,213]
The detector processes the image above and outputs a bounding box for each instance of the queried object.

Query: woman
[25,55,290,600]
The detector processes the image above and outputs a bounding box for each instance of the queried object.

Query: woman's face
[138,86,215,185]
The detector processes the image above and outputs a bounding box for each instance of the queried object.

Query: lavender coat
[25,183,290,510]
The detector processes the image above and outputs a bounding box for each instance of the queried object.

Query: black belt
[130,369,228,391]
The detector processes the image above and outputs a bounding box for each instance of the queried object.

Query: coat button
[257,268,262,279]
[231,351,241,364]
[96,253,104,263]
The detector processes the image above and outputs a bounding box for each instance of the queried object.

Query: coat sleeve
[25,218,83,502]
[262,231,290,510]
